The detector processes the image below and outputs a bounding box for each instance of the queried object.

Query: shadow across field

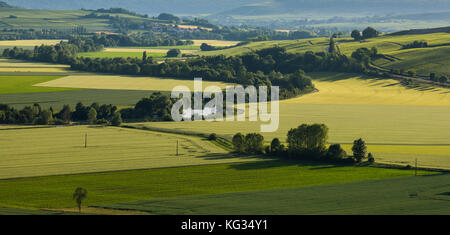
[227,159,352,171]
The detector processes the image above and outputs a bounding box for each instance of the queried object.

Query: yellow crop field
[103,48,198,54]
[34,75,234,91]
[285,73,450,106]
[0,40,65,47]
[0,125,258,179]
[0,58,71,73]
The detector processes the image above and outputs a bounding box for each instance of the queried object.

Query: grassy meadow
[0,160,432,209]
[0,75,77,94]
[101,173,450,215]
[373,46,450,77]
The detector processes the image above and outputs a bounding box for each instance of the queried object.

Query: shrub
[166,49,181,57]
[326,144,347,160]
[367,152,375,163]
[208,133,217,141]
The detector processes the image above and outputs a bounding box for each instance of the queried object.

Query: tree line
[232,123,374,164]
[0,92,176,126]
[70,46,368,99]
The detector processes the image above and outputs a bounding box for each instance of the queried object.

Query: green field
[0,8,110,31]
[0,125,262,179]
[0,75,77,94]
[101,173,450,215]
[373,46,450,77]
[0,160,432,210]
[0,89,156,109]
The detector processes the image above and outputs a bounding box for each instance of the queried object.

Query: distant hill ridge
[390,26,450,35]
[0,1,14,8]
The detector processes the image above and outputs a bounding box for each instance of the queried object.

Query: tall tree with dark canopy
[362,27,379,39]
[73,187,88,213]
[352,138,367,162]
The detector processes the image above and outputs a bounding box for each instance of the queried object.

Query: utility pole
[85,133,87,148]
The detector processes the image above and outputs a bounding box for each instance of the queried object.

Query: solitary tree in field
[142,51,147,61]
[362,27,379,39]
[73,187,88,213]
[328,37,337,54]
[352,138,367,162]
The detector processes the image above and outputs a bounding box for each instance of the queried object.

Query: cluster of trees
[351,47,378,65]
[351,27,379,41]
[0,28,83,40]
[232,133,265,154]
[84,34,194,48]
[402,40,428,49]
[2,37,103,64]
[232,124,374,164]
[157,13,181,23]
[0,92,177,125]
[91,7,149,18]
[119,92,175,121]
[430,73,448,83]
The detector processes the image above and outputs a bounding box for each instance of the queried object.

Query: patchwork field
[34,74,234,91]
[202,33,450,78]
[0,125,260,179]
[130,73,450,169]
[0,40,64,47]
[101,173,450,215]
[0,160,431,210]
[0,58,72,74]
